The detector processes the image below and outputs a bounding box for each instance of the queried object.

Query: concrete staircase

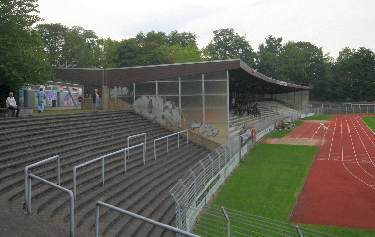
[0,111,209,236]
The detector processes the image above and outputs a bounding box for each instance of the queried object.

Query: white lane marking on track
[328,117,338,160]
[310,123,325,139]
[345,118,374,178]
[350,117,375,169]
[341,145,375,191]
[355,116,375,151]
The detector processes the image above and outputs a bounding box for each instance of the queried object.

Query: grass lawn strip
[363,116,375,132]
[266,120,303,138]
[194,143,375,237]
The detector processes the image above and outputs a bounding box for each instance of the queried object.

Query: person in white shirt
[6,92,19,117]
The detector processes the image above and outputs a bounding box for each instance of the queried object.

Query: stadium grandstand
[0,59,314,236]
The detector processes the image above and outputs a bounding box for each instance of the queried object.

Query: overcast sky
[38,0,375,57]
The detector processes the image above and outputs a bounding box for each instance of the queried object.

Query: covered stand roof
[55,59,311,92]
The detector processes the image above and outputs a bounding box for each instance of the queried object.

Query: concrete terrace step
[0,111,209,237]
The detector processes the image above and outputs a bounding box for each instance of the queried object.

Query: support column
[133,83,136,105]
[155,80,159,97]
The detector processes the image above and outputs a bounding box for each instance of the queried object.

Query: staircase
[0,111,209,236]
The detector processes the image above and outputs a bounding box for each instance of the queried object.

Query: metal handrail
[73,143,145,199]
[153,129,189,160]
[24,155,61,210]
[27,174,75,237]
[24,155,74,237]
[127,133,147,161]
[95,201,200,237]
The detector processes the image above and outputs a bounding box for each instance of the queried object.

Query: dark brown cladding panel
[55,60,240,88]
[106,60,239,86]
[55,69,103,87]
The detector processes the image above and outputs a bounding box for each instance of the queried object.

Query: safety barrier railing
[127,133,147,161]
[24,155,61,212]
[73,143,145,199]
[153,129,189,160]
[95,201,200,237]
[24,155,75,237]
[171,116,295,232]
[190,205,335,237]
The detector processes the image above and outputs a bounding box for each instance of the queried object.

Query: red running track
[291,115,375,229]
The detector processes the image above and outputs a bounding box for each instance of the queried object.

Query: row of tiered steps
[0,111,210,236]
[229,102,284,136]
[257,101,301,118]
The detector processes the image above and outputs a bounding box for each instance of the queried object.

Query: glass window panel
[181,81,202,95]
[181,96,203,126]
[204,81,227,95]
[135,82,155,95]
[158,81,178,95]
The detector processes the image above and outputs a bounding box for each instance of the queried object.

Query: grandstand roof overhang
[55,59,311,92]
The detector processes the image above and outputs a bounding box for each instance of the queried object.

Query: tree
[168,30,197,47]
[0,0,52,106]
[256,35,283,78]
[99,38,120,68]
[277,41,328,86]
[334,47,375,101]
[204,28,256,66]
[36,23,68,66]
[115,30,201,67]
[61,26,102,67]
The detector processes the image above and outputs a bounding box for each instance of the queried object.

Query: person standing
[37,87,46,113]
[92,89,100,112]
[6,92,20,117]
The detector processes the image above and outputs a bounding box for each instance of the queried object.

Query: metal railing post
[154,140,157,160]
[69,189,75,237]
[178,132,180,148]
[24,168,29,212]
[102,158,105,186]
[167,136,169,152]
[143,143,146,165]
[96,203,101,237]
[27,174,32,213]
[73,168,77,199]
[221,206,231,237]
[186,130,189,144]
[57,157,61,185]
[295,225,304,237]
[124,149,127,173]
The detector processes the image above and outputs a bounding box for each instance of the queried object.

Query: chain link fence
[310,102,375,114]
[192,205,336,237]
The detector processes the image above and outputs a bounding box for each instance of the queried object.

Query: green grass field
[363,116,375,132]
[303,114,333,120]
[194,143,375,237]
[266,120,303,138]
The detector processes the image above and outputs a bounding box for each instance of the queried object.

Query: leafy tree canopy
[204,28,256,67]
[0,0,52,92]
